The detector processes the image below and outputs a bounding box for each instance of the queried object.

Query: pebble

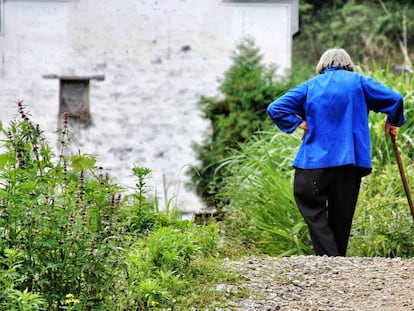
[214,255,414,310]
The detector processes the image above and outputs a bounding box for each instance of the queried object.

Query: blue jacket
[267,68,406,170]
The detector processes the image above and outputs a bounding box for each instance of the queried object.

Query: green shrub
[0,248,47,310]
[189,37,291,209]
[294,1,414,70]
[0,102,236,310]
[0,103,125,309]
[112,222,225,310]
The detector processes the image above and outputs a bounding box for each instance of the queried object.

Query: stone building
[0,0,298,215]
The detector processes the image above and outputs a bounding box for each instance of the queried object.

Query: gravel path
[217,255,414,310]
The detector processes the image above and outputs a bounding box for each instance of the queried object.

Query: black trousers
[293,166,362,256]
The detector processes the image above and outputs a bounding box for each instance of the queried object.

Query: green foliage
[0,102,233,310]
[117,223,222,309]
[119,166,173,234]
[348,163,414,257]
[0,248,47,310]
[296,0,414,69]
[362,65,414,163]
[189,37,290,208]
[108,166,235,310]
[218,130,312,256]
[0,102,125,309]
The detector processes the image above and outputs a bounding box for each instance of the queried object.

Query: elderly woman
[267,48,406,256]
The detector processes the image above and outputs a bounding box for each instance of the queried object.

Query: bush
[0,248,47,310]
[0,102,233,310]
[0,103,125,309]
[189,37,290,209]
[116,222,222,309]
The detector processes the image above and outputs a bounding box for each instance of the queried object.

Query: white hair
[316,48,355,74]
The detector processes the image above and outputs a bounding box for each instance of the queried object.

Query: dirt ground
[216,255,414,311]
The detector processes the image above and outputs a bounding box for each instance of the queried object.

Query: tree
[188,38,289,209]
[295,0,414,70]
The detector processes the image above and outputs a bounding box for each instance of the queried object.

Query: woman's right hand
[298,121,308,140]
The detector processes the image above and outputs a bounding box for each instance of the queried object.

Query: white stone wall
[0,0,295,214]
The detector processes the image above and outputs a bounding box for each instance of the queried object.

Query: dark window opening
[43,74,104,128]
[59,78,91,125]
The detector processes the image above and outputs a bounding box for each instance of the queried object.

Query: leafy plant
[0,103,125,309]
[0,248,47,310]
[0,101,243,311]
[114,221,228,310]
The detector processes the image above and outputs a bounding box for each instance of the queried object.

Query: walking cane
[391,137,414,219]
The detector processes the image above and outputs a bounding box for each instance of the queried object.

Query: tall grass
[218,129,312,256]
[348,161,414,257]
[363,65,414,162]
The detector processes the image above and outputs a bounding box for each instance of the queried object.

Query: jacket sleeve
[362,76,407,127]
[267,82,307,133]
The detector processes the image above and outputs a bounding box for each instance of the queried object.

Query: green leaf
[69,155,96,172]
[0,153,12,170]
